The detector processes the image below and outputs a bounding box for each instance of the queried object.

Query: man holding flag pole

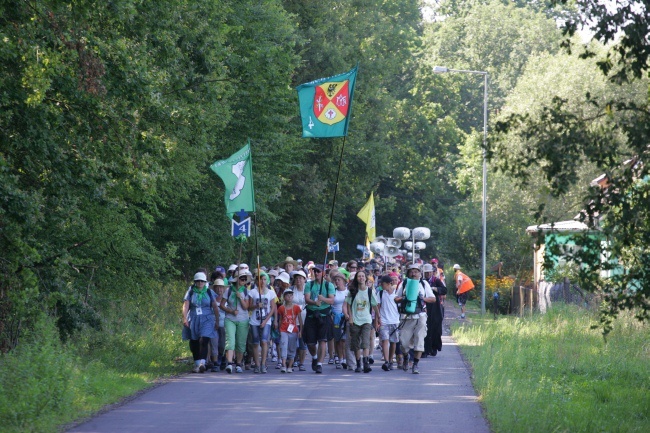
[295,65,359,373]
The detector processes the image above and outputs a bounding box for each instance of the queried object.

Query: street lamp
[434,65,488,315]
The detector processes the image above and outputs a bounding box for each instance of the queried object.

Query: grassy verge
[452,304,650,433]
[0,284,189,433]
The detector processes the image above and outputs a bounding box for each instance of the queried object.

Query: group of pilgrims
[182,255,454,375]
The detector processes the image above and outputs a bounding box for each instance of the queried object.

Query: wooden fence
[508,278,594,316]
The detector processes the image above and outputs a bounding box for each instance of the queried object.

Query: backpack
[398,279,426,315]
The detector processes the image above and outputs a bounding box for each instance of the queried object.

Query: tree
[491,0,650,332]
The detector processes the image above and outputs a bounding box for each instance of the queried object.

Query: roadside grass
[0,283,189,433]
[452,304,650,433]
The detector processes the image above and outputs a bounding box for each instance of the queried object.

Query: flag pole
[323,135,347,271]
[249,141,262,304]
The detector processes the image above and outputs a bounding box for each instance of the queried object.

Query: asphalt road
[68,306,490,433]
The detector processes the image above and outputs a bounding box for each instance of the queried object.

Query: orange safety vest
[456,271,475,294]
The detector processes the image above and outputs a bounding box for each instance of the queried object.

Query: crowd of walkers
[182,256,458,375]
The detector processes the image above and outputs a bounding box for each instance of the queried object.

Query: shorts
[304,312,333,345]
[333,322,347,341]
[349,322,372,352]
[224,318,249,353]
[457,293,468,306]
[249,323,271,344]
[379,323,400,343]
[399,314,427,352]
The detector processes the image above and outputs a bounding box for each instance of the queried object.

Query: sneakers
[341,360,347,369]
[335,362,342,369]
[328,357,335,365]
[235,365,243,373]
[276,362,283,369]
[388,362,394,371]
[244,364,251,371]
[280,366,287,373]
[460,313,465,319]
[354,364,362,373]
[192,364,201,373]
[412,364,420,374]
[211,365,220,373]
[287,367,293,373]
[402,361,409,372]
[253,366,260,374]
[368,356,374,365]
[381,362,390,371]
[299,364,306,371]
[311,358,318,371]
[315,364,323,374]
[272,355,278,362]
[261,365,267,374]
[293,360,299,368]
[198,362,206,373]
[363,358,372,373]
[226,364,233,374]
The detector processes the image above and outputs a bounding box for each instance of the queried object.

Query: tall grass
[0,283,189,433]
[453,305,650,433]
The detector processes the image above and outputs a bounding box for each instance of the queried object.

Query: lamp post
[433,65,488,315]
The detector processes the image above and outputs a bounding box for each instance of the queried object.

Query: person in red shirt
[276,289,304,373]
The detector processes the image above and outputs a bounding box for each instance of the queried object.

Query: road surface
[68,306,490,433]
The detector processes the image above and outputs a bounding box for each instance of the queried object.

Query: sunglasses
[238,276,248,281]
[313,268,322,273]
[349,266,357,270]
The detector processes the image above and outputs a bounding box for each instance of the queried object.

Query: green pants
[224,318,249,353]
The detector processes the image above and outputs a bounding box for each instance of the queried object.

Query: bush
[0,315,74,432]
[485,275,514,314]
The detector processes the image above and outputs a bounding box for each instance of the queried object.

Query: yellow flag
[357,192,376,241]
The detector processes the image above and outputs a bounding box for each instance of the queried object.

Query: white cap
[239,263,249,269]
[453,264,461,270]
[228,264,238,271]
[193,272,207,282]
[213,279,226,286]
[293,270,307,279]
[422,264,434,272]
[277,272,290,284]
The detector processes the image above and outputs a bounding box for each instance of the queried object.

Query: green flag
[296,65,358,138]
[210,141,256,218]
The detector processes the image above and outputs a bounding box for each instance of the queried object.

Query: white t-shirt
[248,288,276,326]
[395,279,435,319]
[291,287,307,323]
[379,290,400,325]
[332,288,349,315]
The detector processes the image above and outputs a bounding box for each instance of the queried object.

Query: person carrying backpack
[220,269,252,373]
[377,275,400,371]
[182,272,220,373]
[304,264,335,374]
[343,270,380,373]
[395,264,437,374]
